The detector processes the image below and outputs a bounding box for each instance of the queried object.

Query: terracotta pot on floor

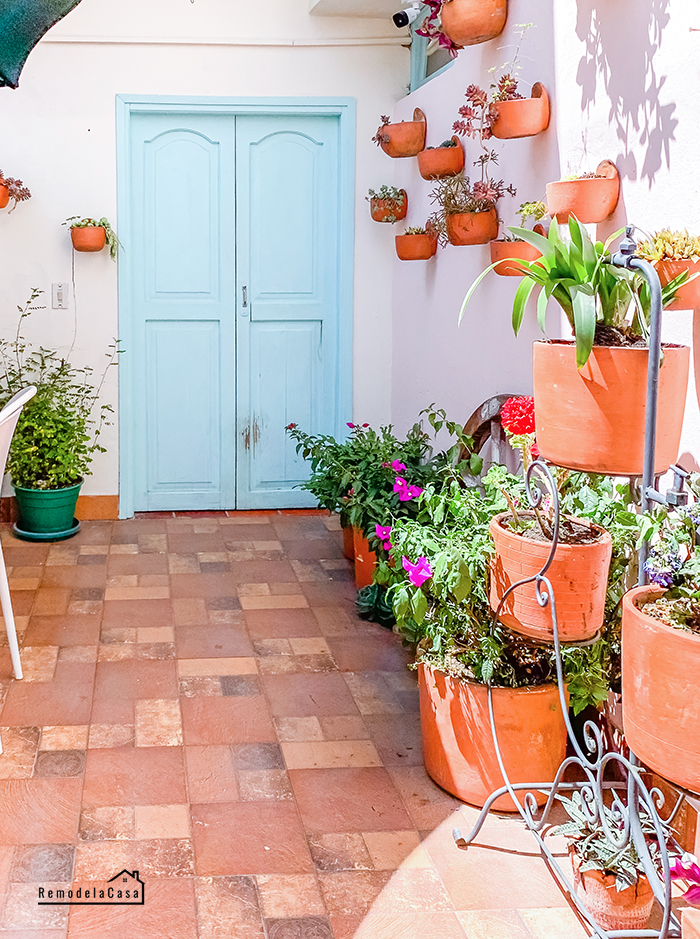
[655,258,700,310]
[353,526,377,588]
[546,160,620,224]
[417,137,464,179]
[440,0,507,47]
[491,83,550,139]
[378,108,426,158]
[489,239,541,276]
[622,585,700,795]
[446,207,498,246]
[370,191,408,223]
[571,849,654,932]
[71,226,106,252]
[532,340,689,476]
[342,524,355,560]
[418,664,567,811]
[489,513,612,643]
[395,232,438,261]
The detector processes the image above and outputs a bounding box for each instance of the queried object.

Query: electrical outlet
[51,282,70,309]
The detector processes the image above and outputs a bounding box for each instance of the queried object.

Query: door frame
[115,94,356,518]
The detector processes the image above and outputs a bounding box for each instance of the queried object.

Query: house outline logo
[38,869,145,906]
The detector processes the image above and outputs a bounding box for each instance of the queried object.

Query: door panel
[236,115,341,508]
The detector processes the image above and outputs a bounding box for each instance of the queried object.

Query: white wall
[0,0,410,498]
[389,0,700,471]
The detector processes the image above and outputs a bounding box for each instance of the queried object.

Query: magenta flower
[347,422,355,428]
[670,853,700,905]
[402,556,433,587]
[375,523,392,551]
[362,423,370,428]
[393,476,422,502]
[391,460,407,473]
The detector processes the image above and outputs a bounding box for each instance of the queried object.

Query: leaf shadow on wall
[575,0,677,187]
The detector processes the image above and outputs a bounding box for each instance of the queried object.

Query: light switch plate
[51,282,70,309]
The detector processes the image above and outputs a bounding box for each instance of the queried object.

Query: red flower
[531,441,540,459]
[501,396,536,436]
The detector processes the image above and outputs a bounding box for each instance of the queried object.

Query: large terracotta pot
[417,137,464,180]
[492,83,550,139]
[395,232,438,261]
[71,226,106,252]
[0,182,8,209]
[571,849,654,932]
[489,239,541,276]
[446,207,498,246]
[418,664,567,811]
[656,258,700,311]
[622,585,700,795]
[370,191,407,223]
[353,526,377,589]
[440,0,507,47]
[546,161,620,224]
[489,513,612,643]
[342,524,354,560]
[378,108,426,158]
[532,340,689,476]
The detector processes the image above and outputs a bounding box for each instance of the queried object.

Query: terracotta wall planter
[353,526,377,589]
[571,849,654,932]
[492,83,550,139]
[418,664,567,811]
[489,513,612,643]
[656,258,700,310]
[489,240,541,276]
[0,183,8,209]
[71,226,106,252]
[395,232,438,261]
[378,108,426,158]
[622,585,700,795]
[440,0,507,47]
[532,340,689,476]
[342,524,355,561]
[546,161,620,223]
[417,137,464,180]
[370,191,408,223]
[446,207,498,246]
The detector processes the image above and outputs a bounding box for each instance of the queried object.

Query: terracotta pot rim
[491,511,611,548]
[625,584,700,640]
[570,846,651,893]
[420,663,559,697]
[534,338,689,353]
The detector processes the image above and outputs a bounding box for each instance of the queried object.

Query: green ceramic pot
[13,479,82,540]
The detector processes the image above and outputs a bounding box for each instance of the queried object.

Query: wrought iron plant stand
[453,229,695,938]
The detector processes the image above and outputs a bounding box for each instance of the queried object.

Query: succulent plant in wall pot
[0,170,31,212]
[372,109,426,158]
[366,186,407,223]
[416,0,507,53]
[65,216,120,259]
[637,228,700,310]
[417,136,464,180]
[545,160,620,223]
[395,225,438,261]
[489,200,546,275]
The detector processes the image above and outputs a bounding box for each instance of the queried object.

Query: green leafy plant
[0,289,119,489]
[64,216,120,261]
[498,200,547,243]
[0,170,31,212]
[356,584,395,628]
[460,216,689,368]
[637,229,700,262]
[425,139,458,150]
[367,186,405,204]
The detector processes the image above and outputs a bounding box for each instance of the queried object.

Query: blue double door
[126,109,347,510]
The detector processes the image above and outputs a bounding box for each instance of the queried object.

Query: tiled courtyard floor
[0,510,587,939]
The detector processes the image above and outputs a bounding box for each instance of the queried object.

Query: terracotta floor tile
[317,871,392,916]
[41,564,108,588]
[58,646,97,664]
[327,637,411,673]
[34,750,86,777]
[257,654,336,675]
[23,614,101,648]
[172,598,207,625]
[1,663,95,726]
[261,674,359,718]
[135,699,183,747]
[308,834,373,873]
[31,589,71,617]
[91,660,178,723]
[104,586,170,601]
[312,609,360,638]
[0,727,40,779]
[106,554,168,576]
[167,533,226,555]
[0,779,82,844]
[137,626,174,643]
[281,538,344,561]
[78,805,135,841]
[184,746,239,803]
[244,609,322,639]
[39,726,88,751]
[194,875,266,939]
[170,573,240,599]
[87,724,134,748]
[266,918,333,939]
[238,770,293,801]
[386,767,464,831]
[67,877,198,938]
[240,595,309,611]
[257,875,326,918]
[73,837,194,879]
[2,883,70,929]
[362,831,432,870]
[228,560,297,583]
[11,844,75,883]
[289,768,412,833]
[354,912,468,939]
[174,625,253,658]
[301,583,357,608]
[319,716,370,741]
[275,717,324,742]
[370,868,453,913]
[101,599,173,629]
[191,802,314,874]
[177,657,257,677]
[134,804,190,840]
[9,592,42,618]
[82,747,186,806]
[363,715,423,766]
[4,547,51,567]
[179,676,220,697]
[281,740,382,769]
[181,696,276,745]
[455,909,535,939]
[328,914,365,939]
[20,647,59,682]
[518,907,588,938]
[342,673,405,716]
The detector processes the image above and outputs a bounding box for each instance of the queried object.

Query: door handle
[242,285,248,313]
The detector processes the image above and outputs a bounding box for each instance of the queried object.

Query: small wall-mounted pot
[440,0,507,47]
[395,231,438,261]
[378,108,427,158]
[0,182,8,209]
[489,239,542,276]
[71,226,107,252]
[656,258,700,310]
[491,83,550,139]
[417,137,464,180]
[546,160,620,224]
[370,191,408,223]
[446,207,498,246]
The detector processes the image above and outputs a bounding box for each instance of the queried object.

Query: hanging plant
[416,0,507,54]
[372,109,427,158]
[64,217,120,260]
[366,186,408,223]
[0,171,31,213]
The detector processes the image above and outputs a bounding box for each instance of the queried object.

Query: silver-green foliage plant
[65,216,120,260]
[0,289,119,489]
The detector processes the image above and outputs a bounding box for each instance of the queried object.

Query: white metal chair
[0,386,37,682]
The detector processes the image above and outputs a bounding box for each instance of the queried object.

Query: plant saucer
[12,518,81,542]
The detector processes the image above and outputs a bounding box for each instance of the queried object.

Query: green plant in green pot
[0,289,118,540]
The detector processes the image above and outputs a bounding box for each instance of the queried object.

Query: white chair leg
[0,542,22,680]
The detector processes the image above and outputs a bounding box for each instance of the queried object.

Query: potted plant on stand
[0,171,31,212]
[489,200,546,275]
[0,289,118,541]
[461,217,691,476]
[637,229,700,310]
[65,216,120,258]
[366,186,408,223]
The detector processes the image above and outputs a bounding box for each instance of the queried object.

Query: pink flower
[362,423,370,428]
[381,462,390,468]
[402,556,433,587]
[375,524,392,551]
[347,422,355,428]
[670,853,700,905]
[391,460,407,473]
[393,477,423,502]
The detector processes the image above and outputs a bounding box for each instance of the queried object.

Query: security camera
[393,3,421,28]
